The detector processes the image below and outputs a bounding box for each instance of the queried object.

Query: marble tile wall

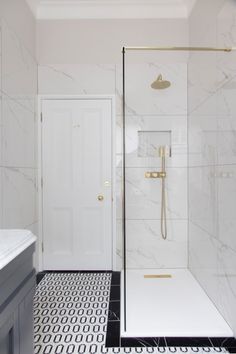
[188,0,236,337]
[0,17,38,263]
[120,62,188,269]
[38,61,188,270]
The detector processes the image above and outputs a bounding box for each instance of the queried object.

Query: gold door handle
[97,195,104,201]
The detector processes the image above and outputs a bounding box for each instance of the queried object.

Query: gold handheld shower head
[151,74,171,90]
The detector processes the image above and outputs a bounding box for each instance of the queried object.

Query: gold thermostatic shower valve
[145,171,166,178]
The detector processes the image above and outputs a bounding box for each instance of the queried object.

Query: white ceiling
[26,0,197,19]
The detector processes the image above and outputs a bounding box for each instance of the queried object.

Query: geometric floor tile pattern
[33,273,229,354]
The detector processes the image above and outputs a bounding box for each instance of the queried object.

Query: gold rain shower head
[151,74,171,90]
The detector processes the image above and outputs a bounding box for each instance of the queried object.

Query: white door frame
[37,95,116,271]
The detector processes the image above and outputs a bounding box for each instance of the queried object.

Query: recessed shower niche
[138,130,171,158]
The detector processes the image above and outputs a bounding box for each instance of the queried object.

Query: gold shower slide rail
[123,46,235,52]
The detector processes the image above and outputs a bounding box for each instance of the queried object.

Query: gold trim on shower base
[144,274,172,279]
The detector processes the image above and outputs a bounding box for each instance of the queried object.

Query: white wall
[37,19,188,64]
[0,0,38,263]
[37,18,189,270]
[0,0,36,55]
[188,0,236,336]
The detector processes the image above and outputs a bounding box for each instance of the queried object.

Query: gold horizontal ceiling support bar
[123,46,233,52]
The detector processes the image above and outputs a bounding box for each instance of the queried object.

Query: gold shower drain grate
[144,274,172,279]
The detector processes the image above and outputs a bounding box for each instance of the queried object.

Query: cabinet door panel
[0,333,11,354]
[19,287,34,354]
[0,314,18,354]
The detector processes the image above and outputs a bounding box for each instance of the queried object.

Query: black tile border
[105,271,236,352]
[166,338,212,348]
[121,337,166,348]
[209,338,236,348]
[106,321,121,347]
[36,271,47,284]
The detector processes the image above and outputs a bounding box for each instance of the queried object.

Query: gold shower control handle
[97,195,104,201]
[145,172,166,178]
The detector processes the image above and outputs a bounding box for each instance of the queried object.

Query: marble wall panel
[1,94,36,168]
[217,244,236,335]
[117,167,187,220]
[38,64,116,95]
[0,14,38,266]
[188,115,218,167]
[189,221,219,306]
[116,63,187,116]
[1,19,37,102]
[1,167,37,229]
[188,52,219,116]
[188,0,236,336]
[126,219,188,269]
[188,166,218,238]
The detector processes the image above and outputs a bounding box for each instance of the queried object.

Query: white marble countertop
[0,230,37,270]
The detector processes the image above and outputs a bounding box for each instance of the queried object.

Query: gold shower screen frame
[122,45,234,332]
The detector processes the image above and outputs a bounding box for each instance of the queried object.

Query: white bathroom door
[41,98,113,270]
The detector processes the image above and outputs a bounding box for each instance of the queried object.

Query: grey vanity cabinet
[0,311,19,354]
[0,232,36,354]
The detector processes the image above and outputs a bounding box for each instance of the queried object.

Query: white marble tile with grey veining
[188,114,218,167]
[217,243,236,339]
[125,219,187,269]
[216,81,236,118]
[1,93,36,168]
[189,166,218,238]
[38,64,116,95]
[116,63,187,116]
[0,19,37,100]
[189,114,236,167]
[188,51,219,115]
[116,167,187,220]
[1,167,37,229]
[189,221,219,306]
[217,121,236,165]
[217,2,236,79]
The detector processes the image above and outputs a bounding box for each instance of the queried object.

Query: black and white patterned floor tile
[33,273,229,354]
